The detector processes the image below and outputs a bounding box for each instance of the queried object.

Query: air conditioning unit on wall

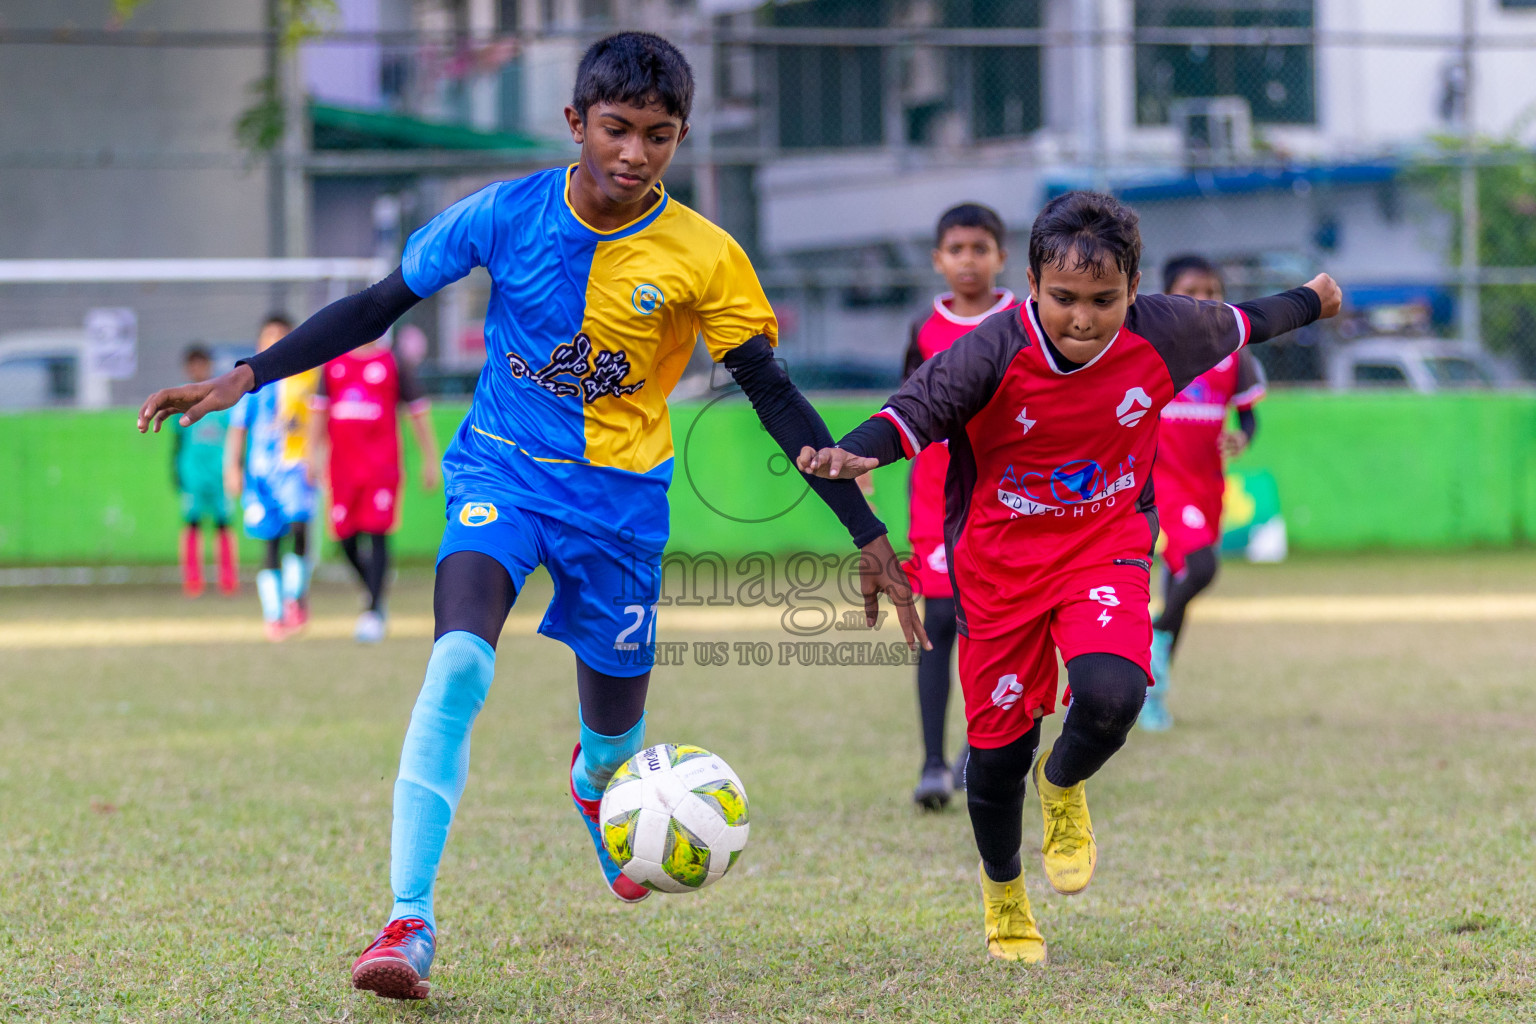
[1170,96,1253,167]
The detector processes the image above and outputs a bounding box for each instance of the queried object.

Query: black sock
[364,533,390,612]
[916,597,958,768]
[966,721,1042,882]
[340,535,369,585]
[1044,653,1147,788]
[1152,545,1219,646]
[263,538,282,572]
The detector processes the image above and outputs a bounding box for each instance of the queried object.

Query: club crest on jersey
[1116,387,1153,426]
[459,502,499,527]
[631,283,665,315]
[991,674,1024,710]
[507,333,645,404]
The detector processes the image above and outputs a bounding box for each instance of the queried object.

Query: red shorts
[330,474,399,539]
[958,562,1153,749]
[903,536,954,599]
[1157,490,1222,575]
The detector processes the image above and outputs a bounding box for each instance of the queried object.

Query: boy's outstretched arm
[722,336,929,652]
[137,269,422,433]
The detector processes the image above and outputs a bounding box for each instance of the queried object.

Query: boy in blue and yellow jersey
[171,345,238,597]
[226,315,320,641]
[139,32,925,1001]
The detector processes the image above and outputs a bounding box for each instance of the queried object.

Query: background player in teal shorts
[225,315,321,641]
[139,32,925,1001]
[171,344,238,597]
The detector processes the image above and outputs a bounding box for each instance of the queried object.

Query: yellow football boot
[978,863,1047,964]
[1033,745,1097,895]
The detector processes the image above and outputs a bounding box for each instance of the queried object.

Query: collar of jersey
[933,288,1016,326]
[1022,299,1123,376]
[561,164,669,240]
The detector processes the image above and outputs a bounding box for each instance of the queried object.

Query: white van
[0,330,111,409]
[1326,338,1517,392]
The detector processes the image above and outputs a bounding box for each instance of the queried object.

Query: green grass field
[4,552,1534,1022]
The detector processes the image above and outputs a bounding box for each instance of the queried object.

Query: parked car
[0,330,110,409]
[1325,337,1517,392]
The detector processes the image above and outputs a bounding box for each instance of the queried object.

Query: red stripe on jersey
[876,408,919,458]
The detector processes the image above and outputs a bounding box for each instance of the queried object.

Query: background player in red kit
[904,203,1018,811]
[310,338,440,642]
[800,191,1340,963]
[1141,255,1268,731]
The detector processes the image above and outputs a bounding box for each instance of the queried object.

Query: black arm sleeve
[1235,286,1322,345]
[837,417,905,466]
[1237,407,1257,442]
[239,268,423,390]
[722,336,888,548]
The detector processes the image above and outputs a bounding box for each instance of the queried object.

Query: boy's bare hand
[795,445,879,480]
[1304,273,1343,319]
[858,534,930,652]
[138,364,255,433]
[1218,429,1249,460]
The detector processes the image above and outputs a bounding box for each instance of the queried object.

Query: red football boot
[569,744,649,903]
[351,916,435,1001]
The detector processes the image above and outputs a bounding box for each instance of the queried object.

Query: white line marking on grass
[4,594,1536,649]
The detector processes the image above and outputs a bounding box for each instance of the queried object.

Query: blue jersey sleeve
[231,393,254,431]
[401,183,503,298]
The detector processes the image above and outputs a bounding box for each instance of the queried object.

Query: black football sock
[340,535,369,586]
[966,720,1042,882]
[916,597,958,768]
[1044,653,1147,788]
[1152,545,1220,647]
[364,532,390,613]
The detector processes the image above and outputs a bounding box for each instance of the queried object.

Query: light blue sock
[280,551,311,603]
[255,569,282,622]
[389,631,496,930]
[570,707,647,802]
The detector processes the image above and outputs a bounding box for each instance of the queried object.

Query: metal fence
[4,2,1536,391]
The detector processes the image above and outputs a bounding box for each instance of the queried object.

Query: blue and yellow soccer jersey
[402,165,777,549]
[233,371,320,480]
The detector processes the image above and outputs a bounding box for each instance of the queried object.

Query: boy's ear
[1127,270,1141,305]
[930,248,943,275]
[564,105,585,143]
[1026,267,1039,301]
[996,246,1008,269]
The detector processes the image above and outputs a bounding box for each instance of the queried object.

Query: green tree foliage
[1416,138,1536,373]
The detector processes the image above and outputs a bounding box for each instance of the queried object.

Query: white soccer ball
[599,743,750,894]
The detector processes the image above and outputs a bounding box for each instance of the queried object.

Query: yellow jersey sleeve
[696,234,778,361]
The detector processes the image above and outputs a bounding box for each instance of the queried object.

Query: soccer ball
[599,743,750,894]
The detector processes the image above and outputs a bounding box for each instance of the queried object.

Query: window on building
[770,0,887,149]
[945,0,1042,141]
[1135,0,1315,125]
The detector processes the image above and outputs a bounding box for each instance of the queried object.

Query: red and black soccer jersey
[1155,349,1267,571]
[903,290,1019,598]
[867,294,1257,639]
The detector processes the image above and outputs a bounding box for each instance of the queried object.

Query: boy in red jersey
[800,191,1339,963]
[310,338,440,642]
[905,203,1019,810]
[1140,255,1267,731]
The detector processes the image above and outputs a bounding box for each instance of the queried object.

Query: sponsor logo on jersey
[991,673,1024,710]
[363,360,388,384]
[507,333,646,404]
[1181,504,1207,529]
[926,546,948,573]
[996,457,1137,517]
[1116,387,1153,426]
[631,283,665,315]
[458,501,499,527]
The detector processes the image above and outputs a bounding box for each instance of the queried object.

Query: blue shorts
[439,498,662,677]
[242,467,315,541]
